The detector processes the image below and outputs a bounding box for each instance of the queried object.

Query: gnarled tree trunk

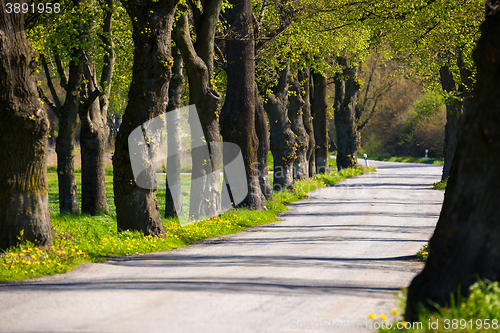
[0,5,52,249]
[405,1,500,321]
[165,46,183,218]
[265,65,296,191]
[55,56,82,215]
[173,0,224,220]
[289,77,309,180]
[255,89,273,201]
[79,0,114,215]
[440,54,473,182]
[312,70,329,174]
[113,0,178,235]
[300,69,316,178]
[220,0,266,210]
[334,57,360,170]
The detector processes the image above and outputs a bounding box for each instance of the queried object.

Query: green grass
[376,280,500,332]
[362,153,444,165]
[416,244,430,261]
[1,162,375,281]
[433,179,448,190]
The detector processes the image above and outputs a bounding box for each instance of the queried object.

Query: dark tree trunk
[255,89,273,201]
[300,69,316,178]
[405,2,500,321]
[79,0,114,215]
[56,56,82,215]
[173,0,224,220]
[220,0,266,210]
[264,65,296,191]
[113,0,178,235]
[440,54,474,182]
[334,57,360,170]
[439,65,462,182]
[0,5,52,249]
[312,71,329,174]
[165,46,183,218]
[79,63,111,215]
[289,77,309,180]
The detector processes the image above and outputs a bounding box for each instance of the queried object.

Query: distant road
[0,160,444,333]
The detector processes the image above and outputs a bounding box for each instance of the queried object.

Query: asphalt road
[0,160,444,333]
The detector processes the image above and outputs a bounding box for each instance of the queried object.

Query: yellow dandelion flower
[380,314,387,321]
[391,309,398,315]
[368,313,376,319]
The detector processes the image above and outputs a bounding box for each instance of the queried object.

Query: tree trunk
[165,46,183,218]
[289,77,309,180]
[300,69,316,178]
[405,2,500,320]
[173,0,224,220]
[255,89,273,201]
[334,57,360,170]
[440,54,474,181]
[264,65,296,191]
[113,0,178,235]
[79,64,110,215]
[220,0,266,210]
[56,56,82,215]
[0,5,52,249]
[312,71,329,174]
[439,65,462,182]
[79,0,114,215]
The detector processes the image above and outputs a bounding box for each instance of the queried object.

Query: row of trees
[3,0,500,322]
[0,0,484,248]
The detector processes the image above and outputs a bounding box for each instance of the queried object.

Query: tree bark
[264,65,296,191]
[312,71,329,174]
[113,0,178,235]
[79,62,110,215]
[334,57,360,170]
[173,0,224,220]
[255,89,273,201]
[289,77,309,180]
[56,54,82,215]
[220,0,266,210]
[78,0,114,215]
[440,53,474,182]
[165,46,183,218]
[300,69,316,178]
[0,4,52,249]
[439,65,462,182]
[405,1,500,320]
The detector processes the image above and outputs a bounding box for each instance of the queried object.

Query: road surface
[0,161,444,332]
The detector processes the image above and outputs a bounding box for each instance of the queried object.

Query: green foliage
[417,243,429,261]
[433,179,447,190]
[397,92,446,157]
[378,280,500,332]
[361,87,446,159]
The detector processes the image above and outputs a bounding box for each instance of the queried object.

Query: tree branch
[53,48,68,90]
[40,54,61,110]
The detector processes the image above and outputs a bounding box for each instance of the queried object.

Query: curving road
[0,161,444,332]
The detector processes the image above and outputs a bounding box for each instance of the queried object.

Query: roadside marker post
[425,149,428,162]
[364,154,369,167]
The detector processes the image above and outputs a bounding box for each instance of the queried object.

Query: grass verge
[433,179,447,190]
[376,280,500,332]
[1,163,375,282]
[361,153,444,165]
